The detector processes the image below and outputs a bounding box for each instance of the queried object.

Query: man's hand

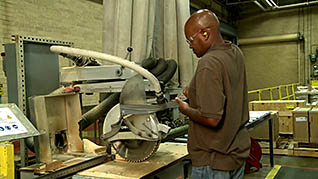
[175,97,222,128]
[183,87,189,98]
[175,97,189,114]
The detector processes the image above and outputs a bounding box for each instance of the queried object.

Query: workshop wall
[0,0,103,105]
[238,6,318,91]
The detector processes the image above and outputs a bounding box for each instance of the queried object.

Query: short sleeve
[195,64,225,119]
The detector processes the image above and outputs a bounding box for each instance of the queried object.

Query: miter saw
[50,46,186,162]
[101,74,176,162]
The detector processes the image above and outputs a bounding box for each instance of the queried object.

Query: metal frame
[60,65,137,83]
[0,83,3,104]
[73,80,155,93]
[248,83,299,101]
[12,35,73,115]
[10,35,73,167]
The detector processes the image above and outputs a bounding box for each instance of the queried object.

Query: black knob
[127,47,133,52]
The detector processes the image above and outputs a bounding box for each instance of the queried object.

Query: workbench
[246,111,274,167]
[73,143,189,179]
[73,112,275,178]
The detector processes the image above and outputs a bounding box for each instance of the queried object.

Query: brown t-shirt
[187,40,251,171]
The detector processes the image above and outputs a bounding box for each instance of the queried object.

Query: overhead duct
[229,0,318,12]
[238,33,303,46]
[272,1,318,10]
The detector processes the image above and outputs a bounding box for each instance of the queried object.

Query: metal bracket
[35,154,114,179]
[11,35,73,115]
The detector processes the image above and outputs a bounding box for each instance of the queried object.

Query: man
[175,9,251,179]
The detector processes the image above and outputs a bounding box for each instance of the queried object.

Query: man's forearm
[181,106,221,128]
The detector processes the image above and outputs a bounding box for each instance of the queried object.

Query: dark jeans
[191,162,245,179]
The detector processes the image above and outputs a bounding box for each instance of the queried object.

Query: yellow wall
[0,0,103,105]
[238,6,318,90]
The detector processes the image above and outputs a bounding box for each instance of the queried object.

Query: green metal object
[0,84,3,96]
[162,124,189,142]
[310,54,317,63]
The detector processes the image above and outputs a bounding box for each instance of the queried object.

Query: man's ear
[202,31,208,40]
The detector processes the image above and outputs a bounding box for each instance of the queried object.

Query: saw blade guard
[101,75,171,162]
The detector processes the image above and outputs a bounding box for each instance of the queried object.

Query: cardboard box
[293,107,310,143]
[279,111,293,134]
[309,108,318,143]
[249,100,307,135]
[249,100,306,111]
[249,111,279,142]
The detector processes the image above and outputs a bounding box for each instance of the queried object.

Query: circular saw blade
[111,74,160,162]
[112,140,160,162]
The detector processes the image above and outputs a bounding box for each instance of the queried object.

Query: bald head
[185,9,220,33]
[184,9,223,57]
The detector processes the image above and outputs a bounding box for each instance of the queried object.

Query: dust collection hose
[50,46,163,97]
[79,93,120,130]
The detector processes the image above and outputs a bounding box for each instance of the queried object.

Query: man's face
[185,26,205,58]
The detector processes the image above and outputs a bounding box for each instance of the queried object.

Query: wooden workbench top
[75,143,188,179]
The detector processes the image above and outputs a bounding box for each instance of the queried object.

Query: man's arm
[175,97,221,128]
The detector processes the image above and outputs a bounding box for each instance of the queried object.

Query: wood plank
[258,136,280,149]
[260,140,318,158]
[76,143,188,179]
[261,148,289,155]
[293,149,318,158]
[30,96,52,163]
[64,94,84,153]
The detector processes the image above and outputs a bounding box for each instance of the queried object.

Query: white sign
[0,107,28,137]
[296,117,307,122]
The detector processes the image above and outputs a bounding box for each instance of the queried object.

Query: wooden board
[29,93,84,164]
[76,143,188,179]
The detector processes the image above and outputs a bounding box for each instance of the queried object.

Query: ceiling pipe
[253,1,266,11]
[269,0,278,7]
[273,1,318,10]
[226,0,257,5]
[238,33,303,46]
[229,0,318,11]
[265,0,273,7]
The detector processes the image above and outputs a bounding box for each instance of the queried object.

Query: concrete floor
[244,154,318,179]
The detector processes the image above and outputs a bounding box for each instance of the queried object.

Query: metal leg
[34,136,41,163]
[268,118,274,167]
[94,121,97,143]
[20,139,27,167]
